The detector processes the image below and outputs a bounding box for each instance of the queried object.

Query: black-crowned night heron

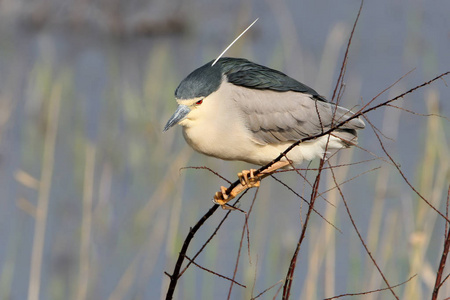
[164,57,365,207]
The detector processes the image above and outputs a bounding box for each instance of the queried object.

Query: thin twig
[252,280,283,299]
[331,0,363,103]
[324,274,417,299]
[245,215,252,265]
[282,154,335,207]
[365,116,450,223]
[282,158,326,299]
[432,185,450,300]
[385,104,450,121]
[270,174,342,233]
[178,190,250,277]
[437,273,450,290]
[178,209,231,277]
[184,255,246,288]
[327,161,399,299]
[317,166,381,198]
[180,166,232,184]
[274,158,379,172]
[250,255,259,297]
[227,188,260,299]
[446,186,449,238]
[273,281,284,300]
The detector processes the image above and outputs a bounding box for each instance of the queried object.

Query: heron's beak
[163,104,191,131]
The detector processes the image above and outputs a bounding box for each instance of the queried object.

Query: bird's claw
[213,169,261,210]
[213,186,235,209]
[238,169,261,188]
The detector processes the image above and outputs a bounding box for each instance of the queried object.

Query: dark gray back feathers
[219,58,325,100]
[175,57,326,101]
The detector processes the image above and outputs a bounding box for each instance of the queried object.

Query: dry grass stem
[27,83,62,300]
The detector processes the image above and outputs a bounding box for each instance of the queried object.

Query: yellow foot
[238,169,261,188]
[213,186,229,205]
[213,169,263,209]
[213,186,237,209]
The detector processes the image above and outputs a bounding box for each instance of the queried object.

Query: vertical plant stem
[27,84,61,300]
[431,187,450,300]
[76,143,96,300]
[282,159,325,299]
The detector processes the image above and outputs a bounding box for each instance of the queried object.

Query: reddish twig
[250,255,259,297]
[270,174,342,233]
[437,273,450,291]
[385,104,450,121]
[274,158,379,172]
[324,274,417,299]
[282,154,336,207]
[282,158,326,299]
[317,166,381,198]
[327,162,399,299]
[252,280,283,299]
[178,189,250,277]
[227,188,260,299]
[365,116,450,223]
[180,166,232,184]
[273,281,285,300]
[184,255,246,288]
[432,185,450,300]
[178,210,232,277]
[444,187,450,237]
[331,0,363,103]
[245,214,252,265]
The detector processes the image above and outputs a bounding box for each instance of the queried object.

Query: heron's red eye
[195,99,203,105]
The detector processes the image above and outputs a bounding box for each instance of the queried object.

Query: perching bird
[164,57,365,207]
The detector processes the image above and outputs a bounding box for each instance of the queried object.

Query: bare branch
[179,190,250,277]
[324,274,417,299]
[252,280,283,299]
[331,0,364,103]
[365,116,450,223]
[327,161,399,299]
[165,204,220,300]
[227,188,260,299]
[282,158,326,299]
[180,166,232,184]
[432,185,450,300]
[274,158,379,172]
[385,104,450,121]
[270,174,342,233]
[184,255,246,288]
[317,166,381,198]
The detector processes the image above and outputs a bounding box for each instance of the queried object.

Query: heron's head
[163,60,224,131]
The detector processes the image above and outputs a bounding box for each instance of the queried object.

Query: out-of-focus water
[0,0,449,299]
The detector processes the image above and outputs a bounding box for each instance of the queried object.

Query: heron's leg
[260,160,290,174]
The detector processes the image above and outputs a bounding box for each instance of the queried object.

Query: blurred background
[0,0,449,299]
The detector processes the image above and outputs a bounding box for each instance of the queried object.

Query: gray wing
[234,87,365,145]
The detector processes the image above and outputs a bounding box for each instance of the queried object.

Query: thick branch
[165,204,219,300]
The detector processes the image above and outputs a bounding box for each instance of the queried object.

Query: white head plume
[211,18,259,66]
